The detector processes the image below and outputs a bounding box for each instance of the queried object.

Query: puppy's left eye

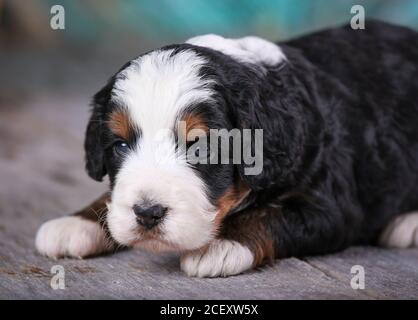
[113,141,130,156]
[194,146,201,158]
[189,144,208,160]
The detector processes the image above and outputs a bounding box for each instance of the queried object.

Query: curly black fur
[219,20,418,257]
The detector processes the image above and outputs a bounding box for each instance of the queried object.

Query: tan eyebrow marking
[108,110,134,140]
[182,113,209,135]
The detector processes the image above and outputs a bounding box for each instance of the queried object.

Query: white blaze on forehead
[186,34,286,66]
[112,49,214,137]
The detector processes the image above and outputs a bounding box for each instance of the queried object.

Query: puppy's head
[85,35,289,252]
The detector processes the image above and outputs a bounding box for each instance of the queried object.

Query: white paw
[35,216,113,259]
[180,239,254,278]
[379,212,418,248]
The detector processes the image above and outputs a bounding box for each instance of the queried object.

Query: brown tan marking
[73,192,110,224]
[220,210,275,267]
[215,182,251,228]
[182,113,209,136]
[73,192,118,252]
[108,110,134,140]
[240,217,275,267]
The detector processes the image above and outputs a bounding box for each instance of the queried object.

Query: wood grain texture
[0,94,417,299]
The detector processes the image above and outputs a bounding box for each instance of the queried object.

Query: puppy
[36,21,418,277]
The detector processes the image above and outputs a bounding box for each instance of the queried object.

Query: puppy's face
[85,36,286,252]
[87,48,245,252]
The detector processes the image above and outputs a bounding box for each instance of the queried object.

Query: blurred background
[1,0,418,99]
[0,0,417,217]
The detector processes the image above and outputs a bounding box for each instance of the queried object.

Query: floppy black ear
[84,84,112,181]
[85,60,134,181]
[233,66,307,191]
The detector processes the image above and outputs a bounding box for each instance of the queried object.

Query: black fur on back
[189,20,418,255]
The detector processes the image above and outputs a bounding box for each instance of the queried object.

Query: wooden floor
[0,94,417,299]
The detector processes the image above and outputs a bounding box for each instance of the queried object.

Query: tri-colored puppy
[36,21,418,277]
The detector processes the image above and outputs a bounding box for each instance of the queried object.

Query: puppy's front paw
[379,212,418,248]
[35,216,113,259]
[180,239,254,278]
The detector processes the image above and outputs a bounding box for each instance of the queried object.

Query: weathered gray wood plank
[0,240,371,299]
[304,247,418,299]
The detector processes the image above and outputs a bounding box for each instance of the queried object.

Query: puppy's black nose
[133,204,167,229]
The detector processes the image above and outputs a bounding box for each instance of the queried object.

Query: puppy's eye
[191,145,208,159]
[113,141,130,156]
[194,146,201,158]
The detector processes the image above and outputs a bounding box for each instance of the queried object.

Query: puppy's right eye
[113,141,130,156]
